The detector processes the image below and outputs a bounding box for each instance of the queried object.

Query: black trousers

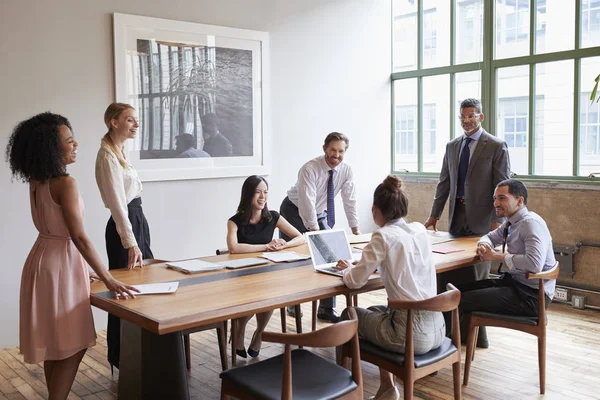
[105,197,154,368]
[279,197,335,308]
[457,273,551,339]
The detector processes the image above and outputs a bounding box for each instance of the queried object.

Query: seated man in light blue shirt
[457,179,556,348]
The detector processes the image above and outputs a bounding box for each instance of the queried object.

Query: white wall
[0,0,391,348]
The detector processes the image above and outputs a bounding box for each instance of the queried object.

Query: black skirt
[105,197,153,368]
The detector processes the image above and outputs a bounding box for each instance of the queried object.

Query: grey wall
[0,0,391,347]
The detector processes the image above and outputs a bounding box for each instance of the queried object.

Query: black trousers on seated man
[279,197,337,321]
[456,273,551,347]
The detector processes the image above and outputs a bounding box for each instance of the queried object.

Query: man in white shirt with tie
[280,132,360,322]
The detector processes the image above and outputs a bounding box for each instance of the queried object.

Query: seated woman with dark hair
[335,175,445,400]
[227,175,305,358]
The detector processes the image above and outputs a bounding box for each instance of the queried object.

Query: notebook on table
[259,252,311,263]
[222,257,269,269]
[166,259,225,274]
[431,244,464,254]
[305,229,354,277]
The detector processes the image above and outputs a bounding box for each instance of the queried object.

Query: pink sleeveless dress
[19,181,96,364]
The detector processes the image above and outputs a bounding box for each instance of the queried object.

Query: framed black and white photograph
[113,13,270,181]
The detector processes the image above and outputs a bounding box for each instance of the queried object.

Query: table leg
[119,320,190,400]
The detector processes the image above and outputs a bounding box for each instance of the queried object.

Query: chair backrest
[262,308,362,400]
[262,308,359,348]
[216,248,230,255]
[388,283,461,313]
[527,261,559,324]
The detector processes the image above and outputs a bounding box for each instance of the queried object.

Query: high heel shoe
[235,348,248,359]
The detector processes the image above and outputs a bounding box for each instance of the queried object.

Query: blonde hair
[102,103,134,168]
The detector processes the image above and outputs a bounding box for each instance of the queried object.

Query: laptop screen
[305,229,353,268]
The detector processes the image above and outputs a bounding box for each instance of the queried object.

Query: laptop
[305,229,354,277]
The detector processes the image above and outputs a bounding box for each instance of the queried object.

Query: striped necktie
[327,169,335,228]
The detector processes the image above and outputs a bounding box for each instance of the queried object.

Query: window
[395,106,416,154]
[391,1,600,181]
[499,98,528,148]
[581,94,600,155]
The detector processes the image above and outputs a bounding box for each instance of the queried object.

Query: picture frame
[113,13,270,181]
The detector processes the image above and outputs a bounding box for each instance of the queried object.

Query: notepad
[348,233,372,244]
[126,281,179,295]
[431,245,464,254]
[427,231,456,245]
[353,243,369,250]
[166,259,225,274]
[222,258,269,269]
[259,252,311,263]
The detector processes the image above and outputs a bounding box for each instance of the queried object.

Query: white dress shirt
[95,143,143,249]
[286,155,359,231]
[343,219,437,301]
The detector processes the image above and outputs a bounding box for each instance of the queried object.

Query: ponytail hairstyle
[373,175,408,221]
[102,103,133,168]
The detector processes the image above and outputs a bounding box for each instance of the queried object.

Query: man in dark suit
[201,113,233,157]
[425,98,511,347]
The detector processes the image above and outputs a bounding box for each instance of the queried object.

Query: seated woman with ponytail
[334,175,445,400]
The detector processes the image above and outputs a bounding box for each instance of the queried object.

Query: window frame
[391,0,600,184]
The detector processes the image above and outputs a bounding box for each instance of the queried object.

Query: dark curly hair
[5,112,72,183]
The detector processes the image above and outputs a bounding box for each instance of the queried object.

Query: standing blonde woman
[95,103,154,371]
[6,112,139,399]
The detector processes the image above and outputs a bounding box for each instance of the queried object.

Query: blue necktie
[327,169,335,228]
[457,137,473,198]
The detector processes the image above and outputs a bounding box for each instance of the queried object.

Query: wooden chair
[341,284,462,400]
[215,248,319,365]
[463,262,560,394]
[220,308,363,400]
[143,258,228,371]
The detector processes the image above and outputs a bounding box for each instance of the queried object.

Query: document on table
[348,233,372,244]
[166,259,225,274]
[431,244,465,254]
[260,252,311,262]
[129,281,179,295]
[427,231,456,245]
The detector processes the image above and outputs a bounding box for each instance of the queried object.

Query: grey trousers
[340,306,445,355]
[279,197,335,308]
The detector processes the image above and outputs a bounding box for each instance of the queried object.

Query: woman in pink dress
[6,112,139,399]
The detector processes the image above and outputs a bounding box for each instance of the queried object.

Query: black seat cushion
[471,311,540,326]
[219,349,357,400]
[359,337,457,369]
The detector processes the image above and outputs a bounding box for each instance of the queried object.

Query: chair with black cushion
[216,248,318,365]
[144,258,228,371]
[341,284,462,400]
[463,262,560,394]
[220,307,362,400]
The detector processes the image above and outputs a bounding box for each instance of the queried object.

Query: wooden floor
[2,289,600,399]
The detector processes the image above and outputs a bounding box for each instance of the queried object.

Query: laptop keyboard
[320,267,342,274]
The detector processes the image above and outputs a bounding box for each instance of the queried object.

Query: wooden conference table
[90,235,480,400]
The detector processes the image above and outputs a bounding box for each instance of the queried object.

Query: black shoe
[235,348,247,359]
[287,305,303,318]
[248,347,260,358]
[317,307,340,323]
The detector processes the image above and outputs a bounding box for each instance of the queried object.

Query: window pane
[581,0,600,48]
[422,74,449,172]
[497,66,529,175]
[579,57,600,175]
[393,0,418,72]
[456,0,484,64]
[495,0,530,59]
[454,70,482,135]
[422,0,450,68]
[535,1,574,54]
[393,79,418,172]
[534,60,574,176]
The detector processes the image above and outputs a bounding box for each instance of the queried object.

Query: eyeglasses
[457,114,481,121]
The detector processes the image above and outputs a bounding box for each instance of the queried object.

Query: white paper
[260,252,311,262]
[130,281,179,295]
[166,259,225,273]
[348,233,372,244]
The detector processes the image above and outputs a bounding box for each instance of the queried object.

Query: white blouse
[95,144,143,249]
[342,219,437,301]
